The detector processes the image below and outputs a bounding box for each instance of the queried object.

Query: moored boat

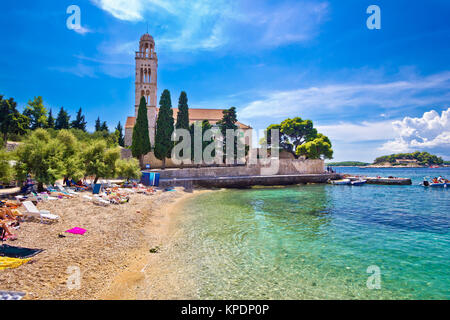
[330,179,351,185]
[351,179,367,186]
[422,178,448,188]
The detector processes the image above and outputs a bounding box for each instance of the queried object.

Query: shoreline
[0,187,211,300]
[98,188,213,300]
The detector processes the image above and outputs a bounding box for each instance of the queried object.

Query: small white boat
[330,179,351,185]
[429,183,448,188]
[422,179,448,188]
[351,179,367,186]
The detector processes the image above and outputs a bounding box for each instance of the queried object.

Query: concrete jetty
[159,173,340,189]
[346,176,412,185]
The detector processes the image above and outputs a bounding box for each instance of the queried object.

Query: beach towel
[65,227,87,235]
[0,244,44,259]
[0,291,26,300]
[0,256,31,270]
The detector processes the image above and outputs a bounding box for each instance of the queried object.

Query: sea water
[168,168,450,299]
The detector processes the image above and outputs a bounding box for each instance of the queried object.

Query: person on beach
[0,209,20,241]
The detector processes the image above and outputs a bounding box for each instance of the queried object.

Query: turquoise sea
[168,167,450,300]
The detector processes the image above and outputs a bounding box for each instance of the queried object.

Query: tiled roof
[125,108,251,129]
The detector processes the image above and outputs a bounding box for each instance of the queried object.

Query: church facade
[124,33,251,148]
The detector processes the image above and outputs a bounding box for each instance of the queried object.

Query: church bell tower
[135,33,158,145]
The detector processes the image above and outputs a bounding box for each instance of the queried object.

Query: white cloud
[72,26,92,35]
[317,121,396,143]
[240,72,450,119]
[50,64,97,78]
[381,108,450,156]
[91,0,329,51]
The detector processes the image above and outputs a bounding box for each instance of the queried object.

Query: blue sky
[0,0,449,161]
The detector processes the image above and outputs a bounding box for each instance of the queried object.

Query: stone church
[124,33,251,148]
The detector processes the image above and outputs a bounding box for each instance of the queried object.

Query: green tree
[15,129,65,192]
[55,107,71,130]
[154,90,174,170]
[100,121,109,132]
[47,109,55,129]
[115,158,141,181]
[95,117,102,132]
[266,117,321,159]
[0,148,14,185]
[23,96,48,130]
[56,130,85,181]
[296,133,333,160]
[0,95,30,147]
[131,96,151,168]
[217,107,238,162]
[115,121,125,147]
[71,108,87,131]
[175,91,190,165]
[83,140,120,184]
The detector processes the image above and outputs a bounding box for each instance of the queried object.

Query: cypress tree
[131,96,151,168]
[154,89,174,170]
[100,121,109,132]
[55,107,70,130]
[217,107,238,162]
[175,91,190,166]
[95,117,101,132]
[47,109,55,129]
[116,121,125,147]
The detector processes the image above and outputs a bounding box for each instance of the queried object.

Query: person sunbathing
[1,221,16,240]
[0,207,22,222]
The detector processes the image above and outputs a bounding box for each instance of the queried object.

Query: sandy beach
[0,188,209,300]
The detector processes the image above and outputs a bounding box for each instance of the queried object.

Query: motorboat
[330,179,351,185]
[351,179,367,186]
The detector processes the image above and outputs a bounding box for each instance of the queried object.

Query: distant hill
[326,161,370,167]
[373,152,443,166]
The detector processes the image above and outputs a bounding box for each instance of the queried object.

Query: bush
[0,148,14,185]
[115,158,141,181]
[15,129,65,191]
[83,140,121,184]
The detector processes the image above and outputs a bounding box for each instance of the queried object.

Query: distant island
[326,161,370,167]
[371,152,443,167]
[327,152,447,168]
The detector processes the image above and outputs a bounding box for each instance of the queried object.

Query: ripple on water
[167,171,450,299]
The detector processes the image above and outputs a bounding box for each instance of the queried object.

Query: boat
[351,179,367,186]
[429,183,448,188]
[422,179,448,188]
[330,179,351,185]
[429,165,440,169]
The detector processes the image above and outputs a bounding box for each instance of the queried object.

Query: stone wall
[120,147,325,174]
[151,159,325,179]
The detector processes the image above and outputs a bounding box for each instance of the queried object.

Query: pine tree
[154,89,174,170]
[47,109,55,129]
[0,95,29,147]
[116,121,125,147]
[95,117,101,132]
[23,96,48,130]
[131,96,151,168]
[175,91,190,165]
[55,107,71,130]
[100,121,109,132]
[71,108,87,131]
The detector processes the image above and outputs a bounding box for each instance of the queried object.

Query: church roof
[125,108,251,130]
[140,33,154,42]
